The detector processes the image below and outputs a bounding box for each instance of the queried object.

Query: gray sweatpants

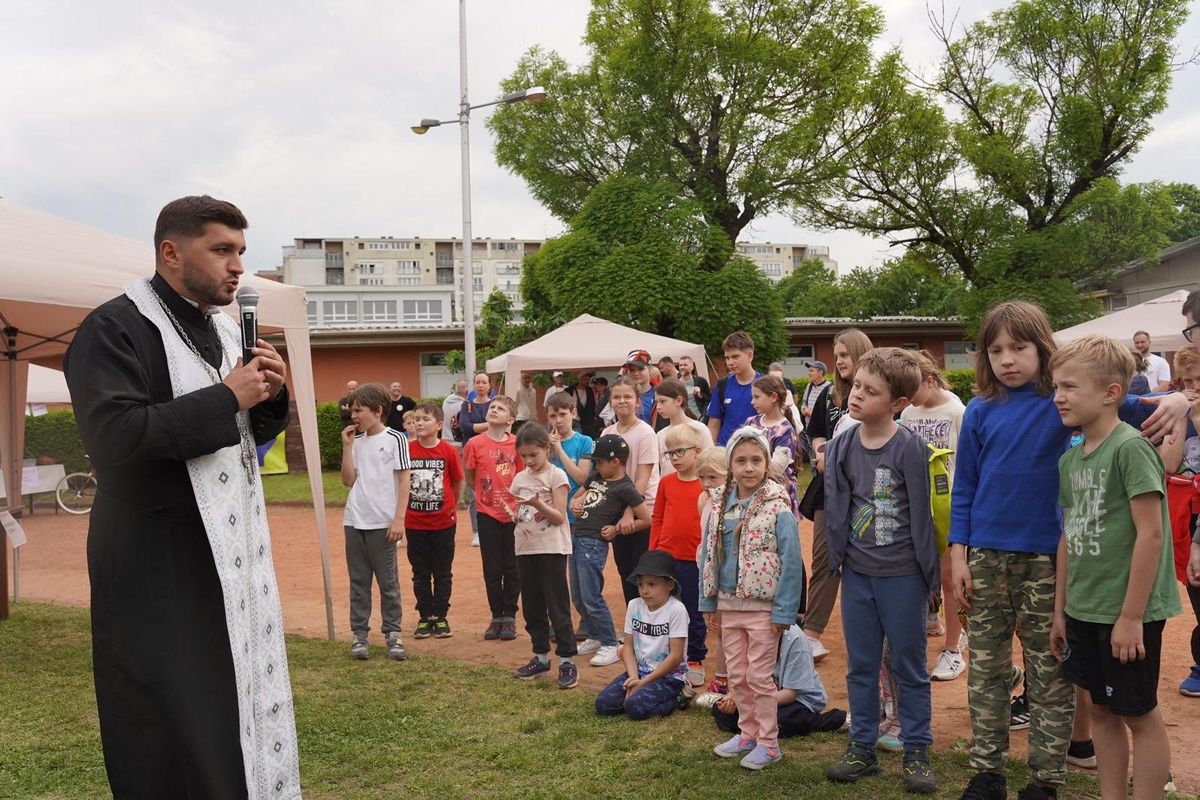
[345,525,402,638]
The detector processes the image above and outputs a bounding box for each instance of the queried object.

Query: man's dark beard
[182,264,232,307]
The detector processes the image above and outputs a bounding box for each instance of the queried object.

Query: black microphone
[236,286,259,365]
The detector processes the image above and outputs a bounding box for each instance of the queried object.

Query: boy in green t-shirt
[1049,335,1181,800]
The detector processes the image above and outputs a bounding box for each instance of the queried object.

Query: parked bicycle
[56,458,97,515]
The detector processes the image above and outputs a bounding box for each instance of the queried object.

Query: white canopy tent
[486,313,712,395]
[0,198,335,635]
[1054,289,1191,351]
[25,365,71,406]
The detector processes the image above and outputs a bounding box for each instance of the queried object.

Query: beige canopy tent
[0,198,334,635]
[486,313,712,396]
[25,365,71,406]
[1054,289,1190,351]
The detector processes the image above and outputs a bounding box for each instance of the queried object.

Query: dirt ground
[9,503,1199,792]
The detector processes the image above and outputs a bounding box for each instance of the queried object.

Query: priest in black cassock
[64,196,302,799]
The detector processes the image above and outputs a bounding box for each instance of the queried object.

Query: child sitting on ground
[595,549,691,720]
[709,623,846,738]
[340,383,412,661]
[1050,335,1180,800]
[823,348,938,794]
[569,434,652,667]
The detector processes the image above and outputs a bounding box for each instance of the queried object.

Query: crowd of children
[335,303,1199,795]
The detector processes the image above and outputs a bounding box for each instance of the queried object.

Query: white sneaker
[576,638,602,655]
[808,635,829,660]
[470,533,480,547]
[958,629,968,652]
[931,649,965,681]
[590,645,620,666]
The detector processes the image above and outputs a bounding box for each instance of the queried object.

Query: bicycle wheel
[56,472,97,514]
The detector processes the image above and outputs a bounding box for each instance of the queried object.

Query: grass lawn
[262,471,348,506]
[0,604,1114,799]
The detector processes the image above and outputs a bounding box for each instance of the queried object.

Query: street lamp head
[500,86,547,105]
[411,118,443,135]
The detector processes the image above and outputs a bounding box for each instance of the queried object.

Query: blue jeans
[595,672,685,720]
[568,534,617,646]
[840,567,932,747]
[674,559,707,664]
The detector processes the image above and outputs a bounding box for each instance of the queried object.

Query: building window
[396,261,421,275]
[366,241,411,251]
[357,243,364,250]
[420,352,448,367]
[1108,295,1128,310]
[944,341,974,371]
[360,262,382,275]
[786,344,815,359]
[360,277,384,286]
[322,300,358,324]
[396,277,422,286]
[325,269,344,285]
[362,299,397,323]
[306,302,317,326]
[760,263,782,276]
[902,341,920,350]
[403,299,443,323]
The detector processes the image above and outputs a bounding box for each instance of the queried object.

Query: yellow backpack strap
[927,443,954,554]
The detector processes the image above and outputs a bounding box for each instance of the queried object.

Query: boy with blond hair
[823,347,938,793]
[463,395,524,640]
[1049,335,1180,800]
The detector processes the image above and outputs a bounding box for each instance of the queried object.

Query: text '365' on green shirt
[1057,423,1181,624]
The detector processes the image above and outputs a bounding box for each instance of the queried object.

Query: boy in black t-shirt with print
[568,434,651,667]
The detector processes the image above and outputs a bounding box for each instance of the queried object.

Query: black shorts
[1061,615,1164,717]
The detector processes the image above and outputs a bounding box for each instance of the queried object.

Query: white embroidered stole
[125,278,301,800]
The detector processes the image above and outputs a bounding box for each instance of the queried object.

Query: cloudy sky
[2,0,1198,275]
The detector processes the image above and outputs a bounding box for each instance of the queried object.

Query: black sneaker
[414,619,434,639]
[1016,782,1057,800]
[558,662,579,689]
[960,771,1006,800]
[1009,693,1031,730]
[515,656,551,680]
[1066,738,1096,768]
[902,747,937,794]
[826,742,880,783]
[433,618,452,638]
[499,621,518,640]
[484,620,502,640]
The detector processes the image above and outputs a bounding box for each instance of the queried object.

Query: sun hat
[626,549,681,595]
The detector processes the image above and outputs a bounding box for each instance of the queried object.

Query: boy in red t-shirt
[651,424,707,686]
[405,402,465,640]
[463,396,524,640]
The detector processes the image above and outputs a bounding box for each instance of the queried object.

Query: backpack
[927,443,953,554]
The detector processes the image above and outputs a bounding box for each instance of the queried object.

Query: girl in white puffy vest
[697,426,805,771]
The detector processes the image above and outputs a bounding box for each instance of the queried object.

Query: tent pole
[1,326,17,621]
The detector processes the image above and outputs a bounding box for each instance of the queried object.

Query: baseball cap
[552,370,564,377]
[593,434,629,461]
[804,359,828,372]
[626,549,681,595]
[625,349,651,368]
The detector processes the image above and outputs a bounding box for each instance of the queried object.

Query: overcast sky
[2,0,1197,275]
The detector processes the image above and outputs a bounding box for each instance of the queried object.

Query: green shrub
[316,402,344,470]
[23,410,88,472]
[944,369,976,405]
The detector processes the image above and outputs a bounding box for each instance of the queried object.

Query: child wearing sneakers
[569,434,652,667]
[710,623,846,738]
[462,395,523,641]
[508,423,580,689]
[651,424,708,688]
[404,402,464,640]
[1049,336,1180,800]
[340,383,413,661]
[595,550,690,720]
[823,348,938,794]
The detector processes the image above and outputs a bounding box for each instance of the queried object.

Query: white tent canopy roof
[0,198,334,634]
[25,365,70,405]
[1054,289,1191,352]
[485,314,711,396]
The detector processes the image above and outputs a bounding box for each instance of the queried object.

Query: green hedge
[944,369,976,405]
[319,396,453,470]
[24,410,88,473]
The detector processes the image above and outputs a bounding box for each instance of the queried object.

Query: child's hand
[771,622,789,637]
[1188,541,1200,587]
[703,612,718,627]
[549,431,561,449]
[569,493,586,515]
[950,545,973,610]
[623,675,643,696]
[1111,615,1145,664]
[341,424,358,445]
[715,695,737,714]
[1049,613,1068,662]
[599,525,619,541]
[387,519,405,544]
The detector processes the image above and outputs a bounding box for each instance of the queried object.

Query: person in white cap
[543,370,569,419]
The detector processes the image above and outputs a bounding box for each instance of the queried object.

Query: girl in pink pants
[698,427,806,771]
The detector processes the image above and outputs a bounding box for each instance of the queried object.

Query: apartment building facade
[735,241,839,281]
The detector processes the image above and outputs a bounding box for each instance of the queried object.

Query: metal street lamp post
[412,0,544,378]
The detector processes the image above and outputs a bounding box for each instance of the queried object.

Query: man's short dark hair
[722,331,754,352]
[154,195,248,250]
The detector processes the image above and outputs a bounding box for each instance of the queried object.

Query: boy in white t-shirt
[340,383,412,661]
[595,549,690,720]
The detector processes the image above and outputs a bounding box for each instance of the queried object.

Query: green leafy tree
[812,0,1192,328]
[488,0,883,243]
[446,289,545,377]
[520,174,786,365]
[775,253,964,319]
